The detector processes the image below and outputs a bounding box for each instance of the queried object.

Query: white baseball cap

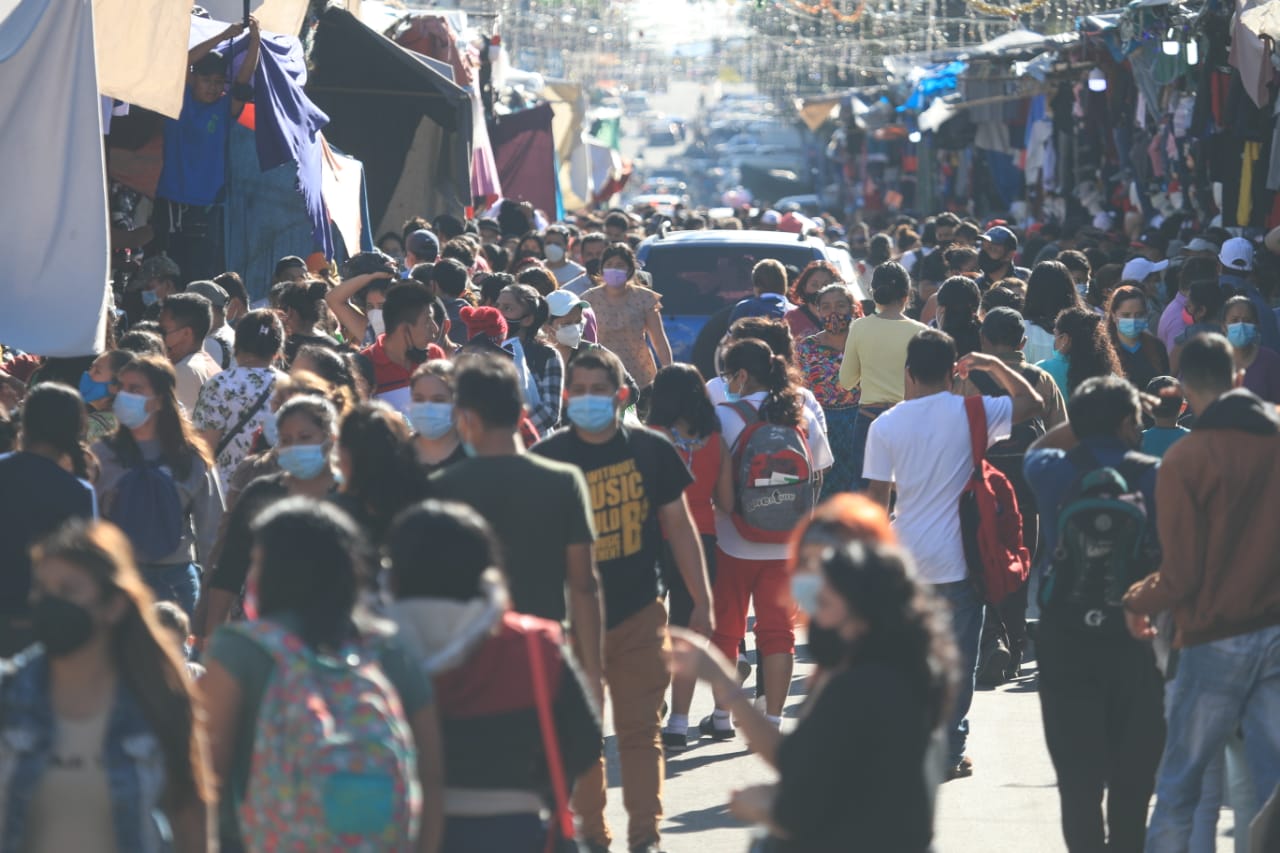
[1121,257,1169,282]
[760,210,781,226]
[1219,236,1254,271]
[546,289,588,318]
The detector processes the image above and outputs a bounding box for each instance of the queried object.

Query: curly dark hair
[1055,307,1123,396]
[645,363,720,438]
[821,541,958,729]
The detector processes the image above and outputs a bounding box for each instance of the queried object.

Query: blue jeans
[142,562,200,619]
[933,580,984,766]
[848,404,890,491]
[1147,625,1280,852]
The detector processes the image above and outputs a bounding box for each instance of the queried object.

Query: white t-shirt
[714,391,833,561]
[707,376,828,435]
[862,392,1012,584]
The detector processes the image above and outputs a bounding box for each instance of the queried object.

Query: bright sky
[628,0,748,49]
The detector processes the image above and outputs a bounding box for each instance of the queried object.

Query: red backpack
[958,396,1030,606]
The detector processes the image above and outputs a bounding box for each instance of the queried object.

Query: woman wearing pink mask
[582,243,672,387]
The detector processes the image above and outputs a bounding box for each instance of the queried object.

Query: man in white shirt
[863,329,1044,780]
[159,293,222,413]
[186,280,235,370]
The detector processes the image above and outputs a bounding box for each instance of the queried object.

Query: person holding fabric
[1108,285,1170,391]
[91,355,224,618]
[153,17,261,283]
[192,310,286,486]
[796,283,863,497]
[582,243,672,388]
[496,283,564,435]
[838,262,928,491]
[0,520,215,852]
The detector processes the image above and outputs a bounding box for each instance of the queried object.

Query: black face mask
[978,251,1005,275]
[806,624,850,669]
[405,328,429,365]
[32,595,96,657]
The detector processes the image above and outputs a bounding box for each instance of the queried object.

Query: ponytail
[722,339,803,427]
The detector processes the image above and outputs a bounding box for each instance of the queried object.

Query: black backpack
[1040,447,1161,635]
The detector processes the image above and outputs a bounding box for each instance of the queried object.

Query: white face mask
[555,322,584,348]
[367,308,386,337]
[544,244,566,263]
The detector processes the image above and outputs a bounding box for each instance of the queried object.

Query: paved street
[601,630,1239,852]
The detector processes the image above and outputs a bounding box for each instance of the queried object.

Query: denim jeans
[1147,625,1280,853]
[848,404,890,492]
[142,562,200,619]
[932,579,984,766]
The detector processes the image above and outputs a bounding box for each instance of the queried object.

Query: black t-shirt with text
[533,425,691,628]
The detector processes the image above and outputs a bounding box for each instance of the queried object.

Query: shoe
[975,640,1011,687]
[946,755,974,781]
[1005,647,1023,680]
[661,729,688,752]
[629,841,667,853]
[698,714,735,741]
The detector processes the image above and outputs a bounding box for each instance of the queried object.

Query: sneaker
[1005,647,1023,680]
[629,841,667,853]
[698,714,735,741]
[975,640,1011,687]
[661,729,688,752]
[946,755,974,781]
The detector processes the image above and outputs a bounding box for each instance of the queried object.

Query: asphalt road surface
[599,628,1240,852]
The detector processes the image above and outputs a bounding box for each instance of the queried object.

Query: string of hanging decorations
[787,0,869,24]
[963,0,1050,17]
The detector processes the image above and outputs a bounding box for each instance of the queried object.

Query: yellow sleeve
[839,319,863,390]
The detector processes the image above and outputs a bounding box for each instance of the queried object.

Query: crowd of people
[1,187,1279,853]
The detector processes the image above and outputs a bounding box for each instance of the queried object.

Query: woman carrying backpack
[201,497,444,853]
[385,500,602,852]
[704,339,833,739]
[92,354,225,618]
[643,364,735,751]
[0,519,214,851]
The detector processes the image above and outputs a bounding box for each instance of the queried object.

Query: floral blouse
[582,284,662,387]
[797,336,859,410]
[192,366,285,485]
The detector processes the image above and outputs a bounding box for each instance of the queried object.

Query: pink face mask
[602,268,628,288]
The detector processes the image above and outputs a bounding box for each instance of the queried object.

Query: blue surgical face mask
[262,411,279,447]
[79,371,111,404]
[722,373,742,403]
[566,394,617,432]
[276,443,330,480]
[1227,322,1259,348]
[112,391,153,429]
[141,289,160,307]
[1117,317,1148,338]
[791,573,822,616]
[409,401,454,440]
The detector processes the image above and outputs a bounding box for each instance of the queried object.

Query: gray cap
[185,280,229,308]
[130,254,181,290]
[406,229,440,262]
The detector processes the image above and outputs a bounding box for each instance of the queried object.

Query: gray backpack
[721,400,816,543]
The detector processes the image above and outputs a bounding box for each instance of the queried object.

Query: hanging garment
[1238,141,1262,226]
[0,0,112,357]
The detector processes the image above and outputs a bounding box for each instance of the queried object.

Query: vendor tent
[308,6,472,235]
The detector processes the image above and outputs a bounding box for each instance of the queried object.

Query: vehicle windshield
[643,243,824,315]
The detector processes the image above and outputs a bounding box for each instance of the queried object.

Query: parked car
[636,230,868,379]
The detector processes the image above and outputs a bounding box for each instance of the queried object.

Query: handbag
[215,380,275,457]
[523,616,582,853]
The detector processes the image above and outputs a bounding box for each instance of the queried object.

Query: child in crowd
[155,600,206,679]
[1141,376,1190,458]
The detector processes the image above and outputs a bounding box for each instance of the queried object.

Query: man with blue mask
[532,348,713,853]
